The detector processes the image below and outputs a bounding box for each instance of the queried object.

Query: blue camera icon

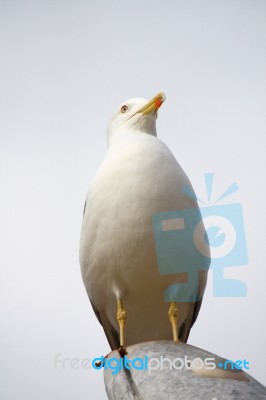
[152,175,248,300]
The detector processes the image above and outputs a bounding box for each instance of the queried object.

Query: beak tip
[159,92,166,102]
[155,92,166,109]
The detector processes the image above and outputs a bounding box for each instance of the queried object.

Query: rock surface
[104,341,266,400]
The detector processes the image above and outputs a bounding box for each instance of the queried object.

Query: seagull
[80,92,210,350]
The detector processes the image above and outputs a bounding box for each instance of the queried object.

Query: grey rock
[104,340,266,400]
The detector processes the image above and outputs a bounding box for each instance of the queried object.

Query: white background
[1,1,265,399]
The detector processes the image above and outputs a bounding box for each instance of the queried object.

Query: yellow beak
[136,92,166,115]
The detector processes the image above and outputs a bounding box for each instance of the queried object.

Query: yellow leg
[117,298,127,347]
[168,302,179,342]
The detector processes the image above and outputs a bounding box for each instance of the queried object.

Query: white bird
[80,92,210,350]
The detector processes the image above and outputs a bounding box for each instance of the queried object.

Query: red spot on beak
[154,98,163,109]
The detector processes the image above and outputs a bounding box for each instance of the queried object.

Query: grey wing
[178,204,211,342]
[82,201,120,350]
[83,201,87,216]
[89,298,120,350]
[179,269,209,342]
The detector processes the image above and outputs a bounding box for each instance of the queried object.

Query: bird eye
[121,105,128,113]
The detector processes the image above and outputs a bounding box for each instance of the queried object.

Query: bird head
[107,92,165,146]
